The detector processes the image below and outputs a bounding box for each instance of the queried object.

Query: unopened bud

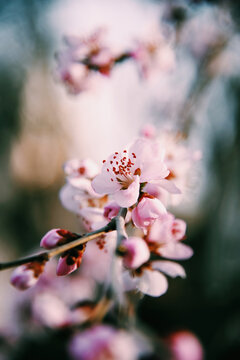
[10,261,45,290]
[40,229,78,249]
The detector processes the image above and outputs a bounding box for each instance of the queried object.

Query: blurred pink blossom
[69,324,139,360]
[121,237,150,269]
[167,330,204,360]
[131,31,175,78]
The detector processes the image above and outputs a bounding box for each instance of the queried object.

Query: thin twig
[0,220,116,272]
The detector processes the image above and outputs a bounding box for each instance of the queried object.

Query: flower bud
[103,202,120,221]
[56,245,86,276]
[10,261,45,290]
[40,229,78,249]
[132,196,166,229]
[121,237,150,269]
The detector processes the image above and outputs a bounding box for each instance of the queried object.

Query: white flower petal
[140,161,169,182]
[114,176,140,207]
[152,260,186,278]
[158,243,193,260]
[156,179,181,194]
[92,173,120,195]
[122,271,138,292]
[137,269,168,297]
[59,184,82,213]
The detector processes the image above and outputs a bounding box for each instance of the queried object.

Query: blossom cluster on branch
[55,28,175,94]
[9,127,199,301]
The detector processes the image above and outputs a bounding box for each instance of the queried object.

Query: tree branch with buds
[0,208,129,272]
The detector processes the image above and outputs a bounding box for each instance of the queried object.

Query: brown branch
[0,207,128,272]
[0,219,116,272]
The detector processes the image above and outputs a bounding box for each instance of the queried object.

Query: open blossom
[131,196,166,229]
[147,212,193,260]
[92,138,170,208]
[123,259,186,297]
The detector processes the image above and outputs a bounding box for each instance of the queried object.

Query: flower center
[103,150,141,189]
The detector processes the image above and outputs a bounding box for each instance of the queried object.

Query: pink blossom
[92,138,170,207]
[123,257,187,297]
[123,267,168,297]
[131,196,166,229]
[167,330,204,360]
[159,242,193,260]
[55,49,90,94]
[148,213,186,244]
[121,237,150,269]
[32,292,71,328]
[81,233,117,282]
[78,207,108,231]
[69,325,139,360]
[131,32,175,78]
[55,29,115,94]
[59,179,103,215]
[157,132,201,205]
[147,213,193,260]
[11,262,45,290]
[151,260,186,278]
[40,229,78,249]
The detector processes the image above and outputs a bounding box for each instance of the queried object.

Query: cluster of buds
[55,28,175,94]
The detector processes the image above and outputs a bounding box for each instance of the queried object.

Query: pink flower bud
[10,262,45,290]
[103,202,120,221]
[40,229,78,249]
[56,245,86,276]
[121,237,150,269]
[132,196,166,229]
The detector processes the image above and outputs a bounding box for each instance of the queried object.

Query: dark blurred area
[0,0,240,359]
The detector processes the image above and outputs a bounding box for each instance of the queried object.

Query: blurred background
[0,0,240,359]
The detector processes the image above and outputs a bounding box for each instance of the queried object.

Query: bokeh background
[0,0,240,359]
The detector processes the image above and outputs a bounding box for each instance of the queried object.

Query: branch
[0,208,128,272]
[0,219,117,272]
[115,207,128,245]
